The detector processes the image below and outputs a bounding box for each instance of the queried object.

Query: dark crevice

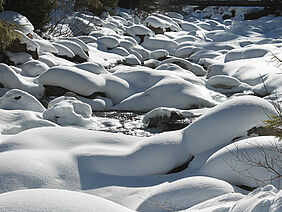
[167,155,195,174]
[43,85,106,99]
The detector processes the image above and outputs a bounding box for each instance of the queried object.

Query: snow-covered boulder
[43,96,98,128]
[52,43,76,59]
[54,40,88,62]
[74,62,108,75]
[0,189,134,212]
[137,176,236,212]
[79,96,113,111]
[144,15,168,34]
[230,185,281,211]
[183,193,244,212]
[166,12,184,20]
[20,59,49,77]
[119,39,135,49]
[189,49,221,63]
[0,89,45,112]
[159,57,206,76]
[123,54,142,66]
[38,66,106,97]
[108,46,130,56]
[144,59,160,68]
[0,109,56,135]
[0,63,44,98]
[126,25,153,43]
[114,78,216,112]
[180,21,201,32]
[126,25,153,37]
[97,35,120,49]
[60,37,89,52]
[142,37,178,55]
[252,72,282,96]
[5,31,39,62]
[175,46,200,58]
[77,35,97,44]
[5,51,33,65]
[225,46,273,62]
[207,59,279,86]
[150,49,169,60]
[200,136,281,188]
[207,75,251,94]
[0,11,34,35]
[142,107,185,129]
[182,96,277,155]
[34,39,58,54]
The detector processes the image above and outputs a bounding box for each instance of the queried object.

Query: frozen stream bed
[93,110,194,136]
[0,5,281,212]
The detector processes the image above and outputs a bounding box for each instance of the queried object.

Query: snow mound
[17,30,39,52]
[183,193,244,212]
[74,62,108,75]
[79,96,113,111]
[189,49,221,63]
[0,189,134,212]
[200,136,281,188]
[60,37,89,52]
[55,40,88,60]
[126,25,153,37]
[20,59,49,77]
[142,37,178,55]
[142,107,185,128]
[0,63,44,98]
[38,66,106,96]
[159,57,206,76]
[180,21,201,31]
[108,46,130,56]
[137,176,235,212]
[0,11,34,34]
[150,49,169,60]
[52,43,75,58]
[207,75,251,94]
[230,185,281,212]
[123,54,142,66]
[252,72,282,96]
[0,109,56,135]
[225,46,273,62]
[0,89,45,112]
[144,15,168,32]
[34,39,58,54]
[5,51,33,65]
[43,96,96,128]
[97,36,120,49]
[114,78,216,112]
[207,58,280,86]
[183,96,277,155]
[166,12,184,20]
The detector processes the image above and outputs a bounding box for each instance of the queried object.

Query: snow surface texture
[0,7,281,212]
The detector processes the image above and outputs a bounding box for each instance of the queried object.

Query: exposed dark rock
[6,38,38,60]
[247,126,282,137]
[144,110,193,132]
[222,14,232,20]
[236,184,256,192]
[72,54,88,63]
[167,155,194,174]
[147,25,164,34]
[43,85,105,99]
[211,83,234,89]
[136,34,146,44]
[0,82,4,88]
